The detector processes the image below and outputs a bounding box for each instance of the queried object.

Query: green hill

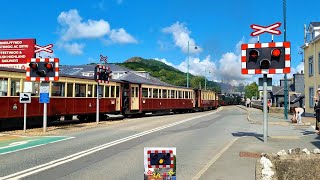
[116,57,221,92]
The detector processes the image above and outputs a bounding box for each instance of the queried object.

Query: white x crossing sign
[250,22,282,36]
[34,44,54,53]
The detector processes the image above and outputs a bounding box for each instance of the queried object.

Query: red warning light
[29,62,38,69]
[249,50,259,59]
[272,48,281,57]
[44,63,53,70]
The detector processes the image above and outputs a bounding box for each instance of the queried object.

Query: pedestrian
[291,106,304,124]
[267,100,271,113]
[314,88,320,134]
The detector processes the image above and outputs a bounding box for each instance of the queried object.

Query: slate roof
[310,22,320,27]
[0,64,190,89]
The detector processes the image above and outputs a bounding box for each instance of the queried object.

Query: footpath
[199,105,320,180]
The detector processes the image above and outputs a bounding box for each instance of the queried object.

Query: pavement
[199,105,320,180]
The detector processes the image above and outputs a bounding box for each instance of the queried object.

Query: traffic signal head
[26,58,59,81]
[150,153,171,166]
[94,65,112,83]
[241,42,291,74]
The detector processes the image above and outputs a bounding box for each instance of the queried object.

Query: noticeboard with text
[0,39,36,69]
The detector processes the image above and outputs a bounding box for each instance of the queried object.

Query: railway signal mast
[241,22,291,143]
[26,43,58,132]
[95,55,112,124]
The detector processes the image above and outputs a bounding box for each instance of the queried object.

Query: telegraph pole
[283,0,288,119]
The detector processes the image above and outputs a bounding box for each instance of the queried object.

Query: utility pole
[283,0,288,119]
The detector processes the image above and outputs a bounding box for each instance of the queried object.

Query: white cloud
[154,58,174,67]
[162,22,202,54]
[57,42,85,55]
[109,28,137,44]
[57,9,137,55]
[58,9,110,41]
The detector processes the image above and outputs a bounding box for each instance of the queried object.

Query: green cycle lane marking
[0,136,74,155]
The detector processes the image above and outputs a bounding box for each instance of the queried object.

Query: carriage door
[195,89,199,108]
[131,84,139,110]
[121,83,130,114]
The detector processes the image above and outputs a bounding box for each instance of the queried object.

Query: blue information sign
[39,93,50,103]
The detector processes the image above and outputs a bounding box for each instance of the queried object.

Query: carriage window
[98,85,103,97]
[116,86,120,97]
[88,85,93,97]
[142,88,148,97]
[52,82,65,97]
[153,89,158,98]
[136,87,139,97]
[159,89,162,98]
[111,86,115,97]
[10,79,20,96]
[171,90,175,98]
[185,91,189,99]
[67,83,73,97]
[75,84,85,97]
[178,91,182,98]
[0,78,8,96]
[105,86,110,97]
[131,87,135,97]
[162,89,167,98]
[148,88,152,98]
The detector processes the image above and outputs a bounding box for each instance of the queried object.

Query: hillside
[116,57,223,92]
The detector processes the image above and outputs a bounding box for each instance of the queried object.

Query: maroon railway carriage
[0,67,219,130]
[0,67,121,129]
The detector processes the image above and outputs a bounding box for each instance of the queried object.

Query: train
[0,65,220,130]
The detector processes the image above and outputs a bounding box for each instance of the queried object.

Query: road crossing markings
[0,108,223,180]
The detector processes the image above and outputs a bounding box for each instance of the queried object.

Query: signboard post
[258,78,272,91]
[19,93,31,133]
[40,83,50,132]
[0,39,36,69]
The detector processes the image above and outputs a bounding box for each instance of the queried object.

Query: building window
[309,56,314,76]
[309,87,314,108]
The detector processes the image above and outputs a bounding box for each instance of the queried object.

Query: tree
[244,82,258,99]
[190,76,205,89]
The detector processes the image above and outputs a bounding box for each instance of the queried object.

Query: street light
[187,41,198,88]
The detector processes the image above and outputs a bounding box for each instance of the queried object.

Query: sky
[1,0,319,86]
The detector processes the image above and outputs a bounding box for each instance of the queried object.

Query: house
[301,22,320,115]
[264,71,305,108]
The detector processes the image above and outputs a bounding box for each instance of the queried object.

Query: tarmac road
[0,106,285,180]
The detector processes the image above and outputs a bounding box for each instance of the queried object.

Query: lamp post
[187,41,198,88]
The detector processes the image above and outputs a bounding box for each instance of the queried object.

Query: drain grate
[239,152,261,158]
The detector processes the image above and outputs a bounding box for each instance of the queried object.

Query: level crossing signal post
[26,57,59,133]
[95,55,112,124]
[242,22,291,143]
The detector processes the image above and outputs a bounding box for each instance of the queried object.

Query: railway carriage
[0,66,219,130]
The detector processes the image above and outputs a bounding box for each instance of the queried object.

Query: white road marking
[1,108,223,179]
[192,137,239,180]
